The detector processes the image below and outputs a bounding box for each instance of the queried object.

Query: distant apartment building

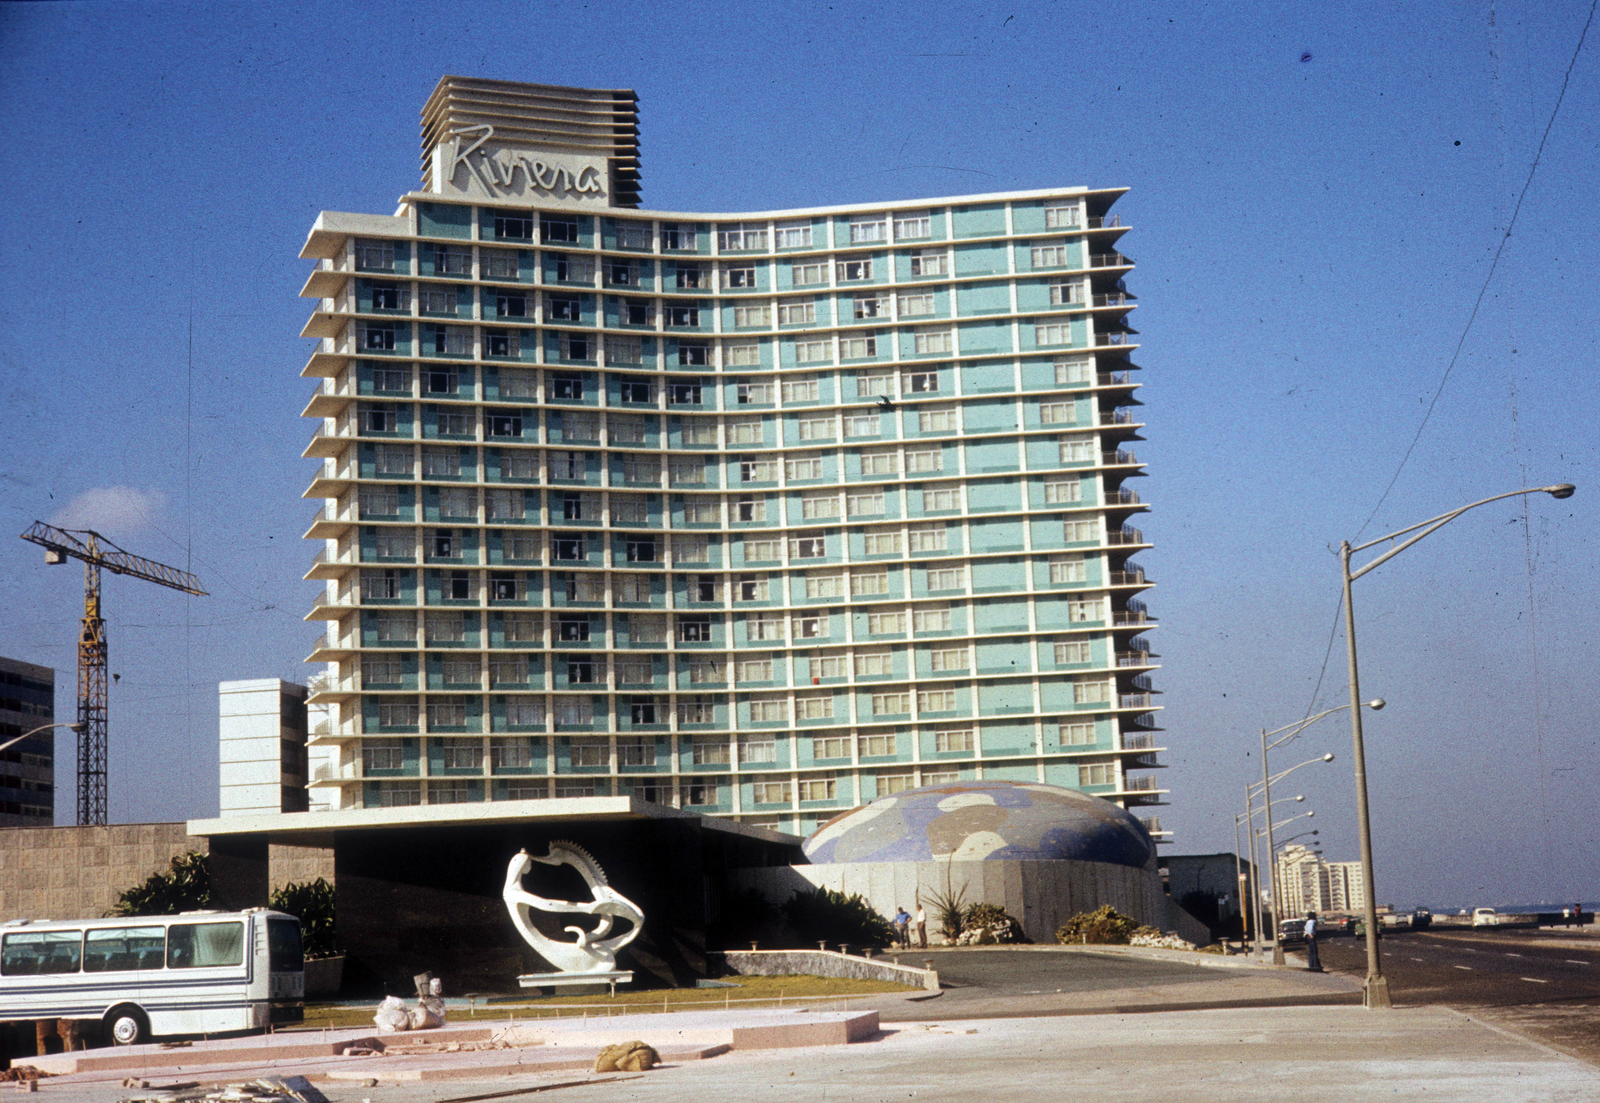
[0,657,56,825]
[1277,844,1366,917]
[297,77,1166,837]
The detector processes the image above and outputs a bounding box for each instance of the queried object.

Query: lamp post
[1242,791,1306,960]
[1258,700,1382,962]
[0,721,87,757]
[1341,483,1575,1009]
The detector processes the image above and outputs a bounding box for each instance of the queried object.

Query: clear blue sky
[2,0,1595,909]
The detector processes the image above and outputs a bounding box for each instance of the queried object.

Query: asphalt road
[1315,928,1600,1063]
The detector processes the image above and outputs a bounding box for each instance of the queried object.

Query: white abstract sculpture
[502,842,644,976]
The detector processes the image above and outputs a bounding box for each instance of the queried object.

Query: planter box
[303,955,345,999]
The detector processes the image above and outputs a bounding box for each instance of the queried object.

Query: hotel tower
[299,77,1167,838]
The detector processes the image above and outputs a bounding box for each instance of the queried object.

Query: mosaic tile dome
[802,780,1156,870]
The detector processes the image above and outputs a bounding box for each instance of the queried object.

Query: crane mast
[20,522,207,825]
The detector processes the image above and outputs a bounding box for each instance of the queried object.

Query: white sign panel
[432,125,609,204]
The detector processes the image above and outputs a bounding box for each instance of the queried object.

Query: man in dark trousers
[1304,912,1322,972]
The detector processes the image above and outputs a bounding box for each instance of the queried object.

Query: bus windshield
[266,918,303,973]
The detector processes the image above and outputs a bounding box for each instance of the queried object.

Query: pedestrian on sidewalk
[893,906,911,949]
[1304,912,1322,972]
[914,903,928,948]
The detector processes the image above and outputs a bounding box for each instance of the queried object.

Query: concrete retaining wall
[731,859,1196,945]
[0,823,204,922]
[720,949,939,991]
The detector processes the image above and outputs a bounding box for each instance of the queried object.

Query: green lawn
[299,974,917,1029]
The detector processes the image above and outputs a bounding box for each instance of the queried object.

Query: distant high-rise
[0,656,55,825]
[299,76,1166,837]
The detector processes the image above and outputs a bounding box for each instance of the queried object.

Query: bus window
[167,922,245,969]
[83,926,166,972]
[266,918,303,973]
[1,931,83,975]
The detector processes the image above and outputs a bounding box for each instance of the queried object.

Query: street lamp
[1341,483,1576,1009]
[1256,701,1381,961]
[0,721,86,757]
[1243,792,1307,959]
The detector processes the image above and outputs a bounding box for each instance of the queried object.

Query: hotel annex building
[298,77,1166,838]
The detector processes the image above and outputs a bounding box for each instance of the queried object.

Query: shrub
[108,851,211,916]
[955,902,1027,944]
[1055,905,1142,945]
[922,882,969,943]
[780,888,897,949]
[269,878,337,958]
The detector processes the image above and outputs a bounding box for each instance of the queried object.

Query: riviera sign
[435,125,607,202]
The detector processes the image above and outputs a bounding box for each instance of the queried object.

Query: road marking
[1410,957,1424,962]
[1505,953,1523,958]
[1565,959,1590,966]
[1453,965,1473,971]
[1521,977,1549,984]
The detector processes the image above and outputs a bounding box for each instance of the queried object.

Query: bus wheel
[105,1006,148,1046]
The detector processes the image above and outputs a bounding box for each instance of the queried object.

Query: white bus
[0,909,303,1045]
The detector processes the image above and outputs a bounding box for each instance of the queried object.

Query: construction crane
[20,521,207,825]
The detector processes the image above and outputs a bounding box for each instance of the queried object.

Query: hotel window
[615,222,653,249]
[358,323,396,351]
[914,606,952,633]
[558,334,593,361]
[740,458,777,483]
[797,416,834,441]
[434,246,472,276]
[619,735,657,763]
[677,614,714,643]
[618,378,655,404]
[550,373,585,400]
[847,491,885,516]
[555,697,595,726]
[935,728,974,753]
[735,576,770,602]
[747,614,784,640]
[802,494,840,519]
[867,611,906,635]
[782,376,820,403]
[554,781,596,798]
[483,328,520,357]
[495,290,528,317]
[861,451,897,475]
[687,659,724,684]
[554,255,594,283]
[919,406,957,433]
[355,240,395,271]
[682,421,717,445]
[568,736,606,767]
[434,410,471,438]
[728,418,763,445]
[615,573,652,602]
[878,771,914,795]
[736,496,766,523]
[675,264,708,290]
[438,488,475,519]
[565,413,602,441]
[1059,436,1095,463]
[361,567,401,601]
[1055,640,1093,665]
[1045,478,1083,504]
[426,698,469,729]
[624,301,654,325]
[624,536,659,563]
[546,295,581,322]
[1080,762,1117,786]
[683,501,719,524]
[836,257,873,281]
[494,213,535,240]
[909,249,947,276]
[375,531,414,559]
[728,345,763,369]
[893,213,932,239]
[752,781,791,805]
[872,693,910,716]
[439,568,474,601]
[814,736,849,759]
[733,305,771,327]
[1035,323,1072,347]
[503,612,541,642]
[1052,722,1094,747]
[491,735,536,768]
[666,304,701,327]
[668,379,704,405]
[373,365,412,393]
[609,415,648,443]
[777,300,815,325]
[420,288,457,314]
[362,657,403,686]
[723,264,758,289]
[672,536,709,563]
[843,414,880,439]
[621,455,660,484]
[363,737,406,770]
[791,261,828,285]
[862,733,897,757]
[690,737,729,765]
[737,658,774,683]
[718,223,768,251]
[913,327,952,355]
[923,488,960,512]
[785,454,824,480]
[849,216,887,243]
[905,448,942,474]
[857,370,893,398]
[1050,281,1084,306]
[482,250,518,279]
[903,368,940,394]
[680,697,718,726]
[797,695,833,720]
[605,338,643,365]
[677,343,711,368]
[630,615,667,643]
[1073,681,1111,704]
[790,536,827,559]
[487,410,523,438]
[863,531,902,555]
[427,612,466,643]
[690,573,719,602]
[1066,599,1103,623]
[853,293,887,320]
[815,774,861,807]
[439,736,483,769]
[611,495,649,524]
[897,292,935,317]
[776,220,813,248]
[606,261,637,286]
[540,215,580,243]
[497,369,536,399]
[488,657,528,685]
[1031,243,1070,268]
[1044,203,1081,229]
[793,614,827,639]
[375,703,419,733]
[374,611,415,642]
[850,570,889,597]
[561,493,599,521]
[1040,401,1071,425]
[550,450,586,480]
[805,573,843,600]
[370,282,407,310]
[929,647,968,672]
[748,702,786,727]
[551,533,587,561]
[1049,555,1088,584]
[918,689,957,713]
[794,340,829,364]
[854,649,892,676]
[361,402,397,433]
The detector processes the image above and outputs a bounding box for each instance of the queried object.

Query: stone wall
[0,823,204,921]
[269,842,336,888]
[720,949,939,991]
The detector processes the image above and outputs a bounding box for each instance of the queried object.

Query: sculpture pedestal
[517,970,633,997]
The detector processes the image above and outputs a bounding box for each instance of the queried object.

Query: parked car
[1412,908,1432,930]
[1352,917,1383,940]
[1278,922,1308,946]
[1472,907,1500,928]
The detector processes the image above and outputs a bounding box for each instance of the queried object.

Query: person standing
[1304,912,1322,972]
[893,906,911,949]
[914,903,928,948]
